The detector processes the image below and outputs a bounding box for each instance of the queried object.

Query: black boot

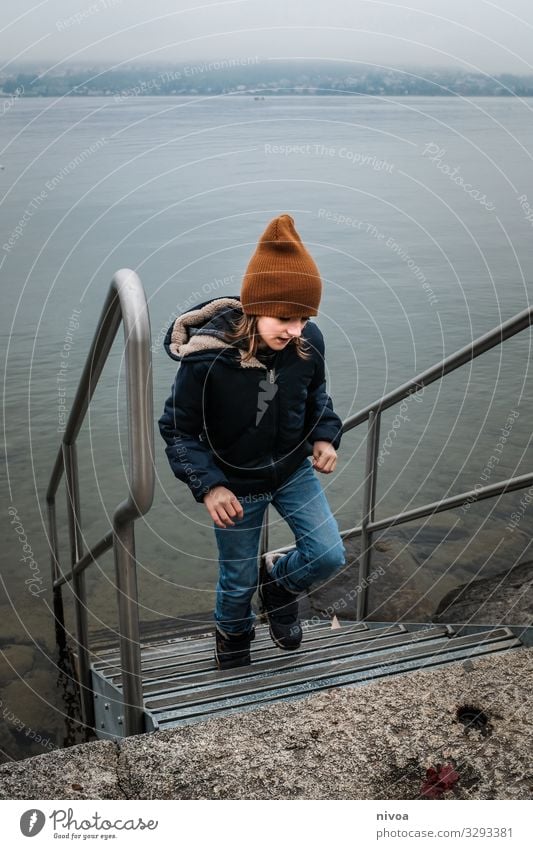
[214,625,255,670]
[258,562,302,650]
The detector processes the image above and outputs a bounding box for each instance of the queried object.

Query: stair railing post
[260,504,270,559]
[357,409,381,621]
[47,496,66,650]
[63,442,95,729]
[113,520,144,736]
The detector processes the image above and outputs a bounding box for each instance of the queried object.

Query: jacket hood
[163,295,267,369]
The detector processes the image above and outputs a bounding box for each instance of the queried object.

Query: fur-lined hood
[164,295,287,370]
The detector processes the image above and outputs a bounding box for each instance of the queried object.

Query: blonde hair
[224,312,313,363]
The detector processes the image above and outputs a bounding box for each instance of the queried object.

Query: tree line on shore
[2,61,533,98]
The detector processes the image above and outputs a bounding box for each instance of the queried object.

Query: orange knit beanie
[240,214,322,317]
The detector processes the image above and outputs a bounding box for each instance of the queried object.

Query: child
[159,214,346,669]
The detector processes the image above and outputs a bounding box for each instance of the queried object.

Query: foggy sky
[2,0,533,74]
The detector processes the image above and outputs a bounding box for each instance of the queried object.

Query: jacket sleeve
[158,360,231,503]
[305,330,343,450]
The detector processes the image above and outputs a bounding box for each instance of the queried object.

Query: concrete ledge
[1,648,532,800]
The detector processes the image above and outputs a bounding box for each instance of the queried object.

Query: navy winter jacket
[158,295,343,502]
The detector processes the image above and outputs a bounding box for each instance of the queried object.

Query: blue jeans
[213,457,346,635]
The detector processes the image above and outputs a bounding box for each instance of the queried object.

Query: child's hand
[311,441,337,473]
[204,485,244,528]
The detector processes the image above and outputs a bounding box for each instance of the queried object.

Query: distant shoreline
[3,92,533,98]
[2,62,533,99]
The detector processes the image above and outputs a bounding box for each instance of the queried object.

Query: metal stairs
[46,274,533,738]
[89,618,525,741]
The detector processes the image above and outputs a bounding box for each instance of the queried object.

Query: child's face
[256,315,310,350]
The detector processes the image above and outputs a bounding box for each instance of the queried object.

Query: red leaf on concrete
[420,762,460,798]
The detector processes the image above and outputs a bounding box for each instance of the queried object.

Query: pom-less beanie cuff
[240,214,322,317]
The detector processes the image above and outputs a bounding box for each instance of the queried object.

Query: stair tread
[143,628,518,713]
[89,615,222,652]
[92,619,360,666]
[97,623,408,681]
[155,639,523,727]
[139,627,447,696]
[89,621,524,735]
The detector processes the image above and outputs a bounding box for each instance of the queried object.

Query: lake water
[1,95,532,762]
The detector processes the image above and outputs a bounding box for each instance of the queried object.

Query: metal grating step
[148,628,521,725]
[92,619,360,669]
[100,622,399,684]
[90,621,524,739]
[144,626,515,714]
[155,634,522,730]
[89,614,229,654]
[140,626,446,697]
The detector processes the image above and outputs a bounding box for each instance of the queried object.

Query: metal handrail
[342,304,533,429]
[260,304,533,620]
[46,269,154,737]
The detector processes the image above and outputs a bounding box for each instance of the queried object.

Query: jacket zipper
[268,353,281,481]
[265,348,280,385]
